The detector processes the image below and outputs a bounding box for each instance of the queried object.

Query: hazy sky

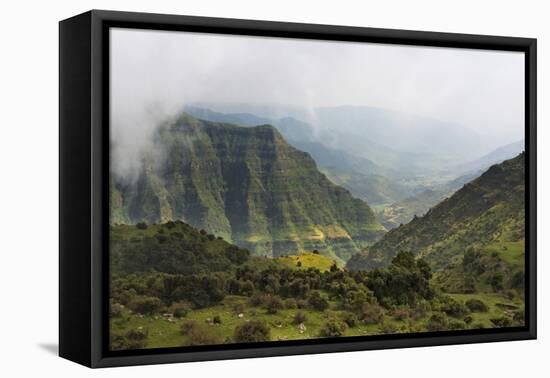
[110,27,524,179]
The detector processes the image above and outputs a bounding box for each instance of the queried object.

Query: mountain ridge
[347,153,525,271]
[111,112,386,262]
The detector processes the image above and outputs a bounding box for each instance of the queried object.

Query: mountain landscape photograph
[108,27,526,351]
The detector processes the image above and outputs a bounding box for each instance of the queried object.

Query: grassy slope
[275,252,338,271]
[111,291,521,349]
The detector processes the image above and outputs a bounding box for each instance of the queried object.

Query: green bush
[186,326,222,346]
[490,316,513,328]
[342,312,358,328]
[213,315,222,324]
[234,320,271,343]
[293,311,308,325]
[265,295,285,314]
[284,298,298,309]
[392,307,410,321]
[180,320,198,335]
[440,297,469,318]
[127,295,162,315]
[319,319,348,337]
[308,291,329,311]
[447,320,467,330]
[136,222,148,230]
[249,292,267,307]
[427,313,449,332]
[170,301,191,318]
[465,299,489,313]
[360,304,384,325]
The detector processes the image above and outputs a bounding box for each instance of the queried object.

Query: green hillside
[347,153,525,271]
[111,113,385,261]
[110,221,252,276]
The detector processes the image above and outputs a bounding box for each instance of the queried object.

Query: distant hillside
[347,153,525,271]
[111,113,385,261]
[183,106,424,205]
[453,140,524,175]
[378,171,480,229]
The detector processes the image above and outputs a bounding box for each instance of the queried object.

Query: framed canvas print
[59,10,537,368]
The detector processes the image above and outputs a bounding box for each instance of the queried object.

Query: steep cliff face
[111,113,385,261]
[347,153,525,271]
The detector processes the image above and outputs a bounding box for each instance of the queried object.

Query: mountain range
[110,112,385,262]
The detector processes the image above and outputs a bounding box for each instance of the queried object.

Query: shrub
[465,299,489,313]
[447,320,467,330]
[186,326,222,346]
[136,222,148,230]
[319,319,348,337]
[180,320,198,335]
[293,311,308,325]
[343,312,358,328]
[490,316,513,328]
[126,328,148,342]
[284,298,298,309]
[110,301,124,318]
[511,271,525,290]
[155,234,167,244]
[231,303,246,315]
[489,273,504,291]
[127,296,162,315]
[392,307,410,321]
[427,313,449,332]
[110,334,146,350]
[165,221,176,229]
[170,301,191,318]
[464,315,473,324]
[411,301,431,320]
[440,297,469,318]
[308,291,329,311]
[213,315,222,325]
[513,310,525,325]
[381,322,398,334]
[249,292,267,307]
[234,320,271,343]
[266,295,285,314]
[360,304,384,325]
[296,261,302,267]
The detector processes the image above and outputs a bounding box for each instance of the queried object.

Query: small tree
[308,291,329,311]
[319,319,347,337]
[266,295,284,314]
[234,320,271,343]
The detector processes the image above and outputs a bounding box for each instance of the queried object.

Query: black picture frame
[59,9,537,368]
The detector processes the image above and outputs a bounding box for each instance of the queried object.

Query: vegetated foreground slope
[347,153,525,271]
[111,113,385,261]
